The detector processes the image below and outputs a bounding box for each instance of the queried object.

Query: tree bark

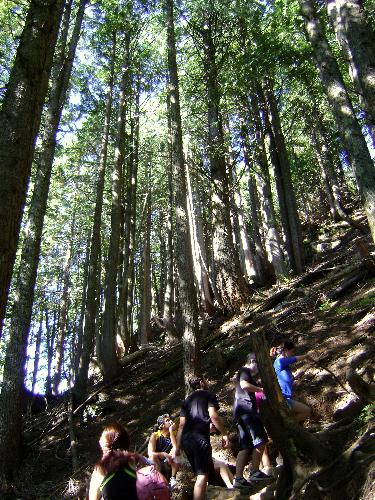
[99,33,131,380]
[186,159,216,316]
[239,113,276,286]
[0,0,65,338]
[31,311,43,393]
[52,208,75,394]
[249,96,286,278]
[201,18,249,310]
[73,35,115,404]
[299,0,375,244]
[165,0,200,393]
[262,80,305,274]
[326,0,375,143]
[73,230,91,379]
[139,169,152,345]
[45,304,57,396]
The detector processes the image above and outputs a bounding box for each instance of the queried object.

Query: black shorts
[236,412,268,449]
[182,433,212,475]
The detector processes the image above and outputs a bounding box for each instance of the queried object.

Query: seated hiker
[148,414,178,487]
[88,422,141,500]
[233,353,272,489]
[272,341,311,424]
[174,377,229,500]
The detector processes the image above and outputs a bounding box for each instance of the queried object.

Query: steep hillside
[14,215,375,499]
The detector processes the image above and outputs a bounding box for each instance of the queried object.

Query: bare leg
[213,459,234,489]
[235,449,251,478]
[292,400,311,425]
[194,474,208,500]
[251,443,266,471]
[261,445,272,468]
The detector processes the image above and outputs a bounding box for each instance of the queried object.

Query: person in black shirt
[88,423,140,500]
[174,377,229,500]
[233,353,271,488]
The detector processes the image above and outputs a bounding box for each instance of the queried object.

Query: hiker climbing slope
[233,353,272,489]
[272,341,311,425]
[174,377,229,500]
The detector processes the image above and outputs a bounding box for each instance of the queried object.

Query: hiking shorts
[182,433,212,475]
[286,398,296,409]
[236,412,268,449]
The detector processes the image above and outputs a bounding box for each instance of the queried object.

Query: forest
[0,0,374,498]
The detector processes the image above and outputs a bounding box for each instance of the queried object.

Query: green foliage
[357,402,375,430]
[319,298,334,312]
[335,293,375,316]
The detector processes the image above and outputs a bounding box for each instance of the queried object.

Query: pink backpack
[136,465,171,500]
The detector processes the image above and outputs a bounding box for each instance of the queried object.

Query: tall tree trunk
[52,208,76,394]
[31,311,43,393]
[201,19,249,310]
[311,124,349,221]
[232,166,258,284]
[45,304,58,396]
[262,80,304,274]
[73,230,91,379]
[299,0,375,243]
[166,0,200,393]
[240,117,276,286]
[0,0,65,338]
[326,0,375,143]
[158,226,167,318]
[162,93,178,338]
[0,0,86,412]
[99,33,131,380]
[249,97,286,277]
[123,77,140,353]
[73,35,115,404]
[186,160,216,316]
[139,173,152,345]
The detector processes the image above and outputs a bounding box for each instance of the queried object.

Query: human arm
[147,433,160,463]
[208,406,229,449]
[279,355,309,369]
[239,379,263,393]
[88,467,103,500]
[169,421,177,449]
[173,416,185,457]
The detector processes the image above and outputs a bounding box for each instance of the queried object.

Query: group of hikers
[88,340,311,499]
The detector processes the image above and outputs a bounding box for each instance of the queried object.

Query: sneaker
[249,469,272,481]
[233,477,253,489]
[169,476,177,489]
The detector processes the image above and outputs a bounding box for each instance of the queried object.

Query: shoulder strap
[99,472,115,491]
[99,466,136,491]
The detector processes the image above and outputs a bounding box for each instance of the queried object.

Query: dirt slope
[14,215,375,499]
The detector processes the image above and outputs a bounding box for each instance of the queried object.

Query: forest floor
[14,210,375,499]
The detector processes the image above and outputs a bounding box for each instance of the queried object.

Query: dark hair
[188,377,203,391]
[270,341,295,358]
[156,414,169,429]
[283,341,295,351]
[97,422,134,475]
[246,353,257,364]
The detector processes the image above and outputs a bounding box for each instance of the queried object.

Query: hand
[221,435,229,449]
[150,453,161,466]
